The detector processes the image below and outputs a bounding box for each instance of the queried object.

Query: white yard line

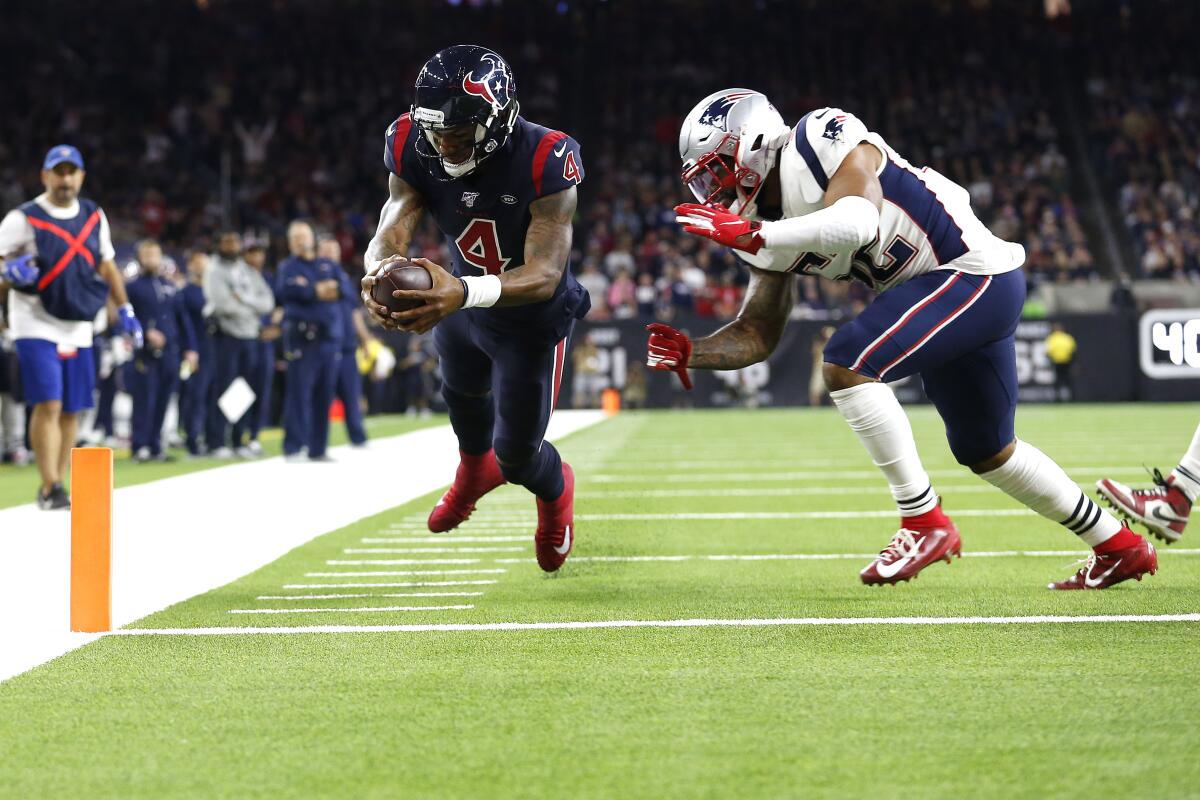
[0,409,606,683]
[326,559,483,566]
[108,613,1200,635]
[343,547,525,554]
[493,549,1200,564]
[568,485,1093,499]
[361,536,529,543]
[572,510,1035,521]
[227,605,475,615]
[255,592,485,600]
[282,580,499,589]
[304,569,507,577]
[582,467,1153,483]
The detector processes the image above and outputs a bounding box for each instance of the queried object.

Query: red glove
[646,323,693,390]
[674,203,764,254]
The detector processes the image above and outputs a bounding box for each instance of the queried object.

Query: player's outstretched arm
[361,174,425,329]
[689,267,794,369]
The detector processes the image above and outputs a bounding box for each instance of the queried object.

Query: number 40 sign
[1140,309,1200,378]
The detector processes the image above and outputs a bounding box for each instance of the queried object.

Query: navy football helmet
[411,45,519,180]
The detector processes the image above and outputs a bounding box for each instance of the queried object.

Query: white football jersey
[739,108,1025,290]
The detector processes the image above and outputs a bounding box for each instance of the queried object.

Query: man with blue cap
[0,145,143,509]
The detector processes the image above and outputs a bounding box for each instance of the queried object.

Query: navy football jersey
[383,114,590,338]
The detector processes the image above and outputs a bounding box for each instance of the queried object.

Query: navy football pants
[824,269,1026,465]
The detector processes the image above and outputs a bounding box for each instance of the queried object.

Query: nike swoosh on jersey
[553,142,568,158]
[1084,558,1122,588]
[554,524,572,555]
[815,109,830,119]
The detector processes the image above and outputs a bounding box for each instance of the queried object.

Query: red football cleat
[1096,470,1191,544]
[427,449,506,533]
[860,505,961,586]
[1048,535,1157,590]
[535,462,575,572]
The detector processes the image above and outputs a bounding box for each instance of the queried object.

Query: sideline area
[0,410,606,682]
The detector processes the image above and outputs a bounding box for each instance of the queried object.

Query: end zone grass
[2,404,1198,798]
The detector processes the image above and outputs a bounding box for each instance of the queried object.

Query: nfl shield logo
[461,192,480,208]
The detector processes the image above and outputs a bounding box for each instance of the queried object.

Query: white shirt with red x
[0,193,115,348]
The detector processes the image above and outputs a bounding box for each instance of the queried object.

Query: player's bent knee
[966,440,1017,474]
[822,362,874,393]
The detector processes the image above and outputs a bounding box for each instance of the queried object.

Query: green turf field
[3,404,1199,798]
[0,414,441,510]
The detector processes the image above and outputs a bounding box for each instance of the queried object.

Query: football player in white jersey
[646,89,1156,589]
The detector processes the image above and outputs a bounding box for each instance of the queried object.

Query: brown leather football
[370,260,432,313]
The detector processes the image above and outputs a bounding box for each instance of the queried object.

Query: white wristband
[759,195,879,254]
[460,274,502,309]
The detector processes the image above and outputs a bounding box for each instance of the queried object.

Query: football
[370,260,432,313]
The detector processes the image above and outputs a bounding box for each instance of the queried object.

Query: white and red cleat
[860,505,961,586]
[534,462,575,572]
[1096,470,1191,544]
[427,449,506,533]
[1048,534,1157,590]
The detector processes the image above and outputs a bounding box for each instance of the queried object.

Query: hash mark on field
[227,605,475,614]
[283,580,499,589]
[113,613,1200,635]
[326,559,482,566]
[361,536,528,544]
[343,547,524,554]
[256,592,485,600]
[304,569,507,577]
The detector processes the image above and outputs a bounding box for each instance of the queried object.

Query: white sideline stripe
[282,580,499,589]
[109,613,1200,635]
[389,522,532,530]
[228,605,475,615]
[327,559,482,566]
[305,570,507,577]
[256,592,485,600]
[0,408,607,683]
[492,549,1200,564]
[343,547,524,554]
[583,467,1153,483]
[573,510,1035,521]
[361,536,528,544]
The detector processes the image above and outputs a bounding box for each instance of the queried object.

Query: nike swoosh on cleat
[1084,558,1122,588]
[554,525,572,555]
[874,557,912,579]
[1151,507,1186,523]
[554,143,568,158]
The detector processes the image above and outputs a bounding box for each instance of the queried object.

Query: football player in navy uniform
[361,45,589,572]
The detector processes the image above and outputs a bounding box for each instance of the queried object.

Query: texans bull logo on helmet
[696,91,756,131]
[462,53,512,110]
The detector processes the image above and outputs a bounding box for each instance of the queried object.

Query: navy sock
[498,441,564,501]
[442,385,494,456]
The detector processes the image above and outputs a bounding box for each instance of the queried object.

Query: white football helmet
[679,89,790,215]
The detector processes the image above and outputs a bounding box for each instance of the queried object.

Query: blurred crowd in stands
[0,0,1194,341]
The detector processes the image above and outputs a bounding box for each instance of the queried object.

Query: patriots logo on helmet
[462,53,511,110]
[697,91,756,130]
[822,115,847,142]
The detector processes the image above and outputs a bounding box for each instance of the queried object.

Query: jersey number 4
[455,218,512,275]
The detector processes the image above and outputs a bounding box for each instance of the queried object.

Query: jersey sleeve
[0,209,33,257]
[794,108,871,194]
[97,209,116,261]
[531,131,584,197]
[382,113,422,185]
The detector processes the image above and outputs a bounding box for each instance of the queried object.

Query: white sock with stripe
[1168,422,1200,503]
[979,440,1123,547]
[829,382,937,517]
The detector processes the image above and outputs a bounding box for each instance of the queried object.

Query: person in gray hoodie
[203,230,274,457]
